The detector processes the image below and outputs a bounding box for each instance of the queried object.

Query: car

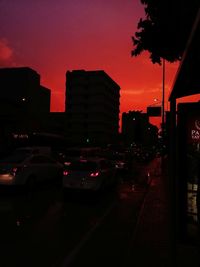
[14,146,52,155]
[108,152,129,172]
[62,157,117,192]
[0,146,52,161]
[0,152,63,189]
[55,147,102,166]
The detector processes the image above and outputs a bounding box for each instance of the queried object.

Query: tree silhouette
[132,0,199,64]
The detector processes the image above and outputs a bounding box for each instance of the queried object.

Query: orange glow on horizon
[1,1,199,130]
[42,52,180,130]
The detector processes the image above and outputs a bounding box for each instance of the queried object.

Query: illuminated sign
[12,133,29,139]
[191,129,200,140]
[187,118,200,143]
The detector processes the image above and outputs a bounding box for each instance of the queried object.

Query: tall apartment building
[122,110,158,147]
[0,67,50,115]
[0,67,51,152]
[65,70,120,146]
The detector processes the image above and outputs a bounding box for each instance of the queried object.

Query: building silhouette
[0,67,51,153]
[122,110,158,147]
[0,67,50,114]
[65,70,120,146]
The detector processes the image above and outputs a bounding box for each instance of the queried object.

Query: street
[0,158,160,267]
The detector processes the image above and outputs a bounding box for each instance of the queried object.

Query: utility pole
[161,58,165,171]
[162,58,165,131]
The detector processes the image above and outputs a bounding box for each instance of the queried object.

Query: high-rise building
[0,67,50,115]
[0,67,51,152]
[122,110,158,147]
[65,70,120,146]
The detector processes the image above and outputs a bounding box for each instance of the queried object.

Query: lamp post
[161,58,165,171]
[162,58,165,131]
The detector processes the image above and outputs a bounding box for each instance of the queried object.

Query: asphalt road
[0,159,157,267]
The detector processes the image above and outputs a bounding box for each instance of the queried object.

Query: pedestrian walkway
[123,157,172,266]
[124,156,200,267]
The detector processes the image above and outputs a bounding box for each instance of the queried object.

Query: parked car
[62,157,117,192]
[0,152,63,189]
[54,147,102,166]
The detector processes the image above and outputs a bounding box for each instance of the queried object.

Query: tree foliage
[132,0,199,64]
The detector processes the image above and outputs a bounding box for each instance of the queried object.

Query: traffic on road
[0,145,160,267]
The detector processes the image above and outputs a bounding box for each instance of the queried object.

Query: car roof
[15,146,51,154]
[0,152,54,164]
[79,156,107,162]
[69,157,108,163]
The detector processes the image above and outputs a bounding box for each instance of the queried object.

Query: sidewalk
[124,157,200,267]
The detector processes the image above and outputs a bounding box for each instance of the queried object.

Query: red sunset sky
[1,0,198,129]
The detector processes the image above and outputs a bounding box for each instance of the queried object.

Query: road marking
[61,200,116,267]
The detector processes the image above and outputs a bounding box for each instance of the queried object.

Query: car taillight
[90,172,99,177]
[11,167,23,176]
[63,170,69,176]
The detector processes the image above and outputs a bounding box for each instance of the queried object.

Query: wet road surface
[0,158,160,267]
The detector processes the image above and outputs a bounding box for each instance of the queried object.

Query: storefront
[168,8,200,244]
[177,102,200,243]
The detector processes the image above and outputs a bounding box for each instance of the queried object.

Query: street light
[162,58,165,131]
[161,58,165,172]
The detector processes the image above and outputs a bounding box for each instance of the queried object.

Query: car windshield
[67,160,98,171]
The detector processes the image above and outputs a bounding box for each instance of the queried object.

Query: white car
[0,152,63,188]
[62,158,117,192]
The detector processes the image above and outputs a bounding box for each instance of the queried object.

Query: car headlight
[0,173,15,182]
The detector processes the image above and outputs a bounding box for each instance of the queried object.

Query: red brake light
[11,167,23,176]
[90,172,99,177]
[63,170,69,176]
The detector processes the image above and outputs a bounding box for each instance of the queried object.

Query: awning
[169,8,200,101]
